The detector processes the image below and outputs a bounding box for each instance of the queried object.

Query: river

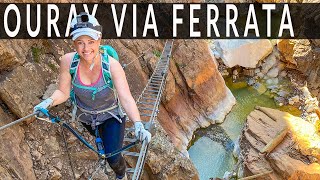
[188,77,299,179]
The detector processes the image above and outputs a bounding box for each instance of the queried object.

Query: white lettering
[207,4,220,37]
[226,4,239,37]
[47,4,60,37]
[27,4,41,37]
[190,4,201,37]
[262,4,275,37]
[278,4,294,37]
[143,4,158,37]
[244,4,259,37]
[4,4,21,37]
[173,4,184,37]
[111,4,127,37]
[133,4,137,37]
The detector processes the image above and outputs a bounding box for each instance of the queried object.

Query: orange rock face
[158,40,235,154]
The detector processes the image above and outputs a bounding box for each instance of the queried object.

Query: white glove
[134,121,151,143]
[33,98,53,115]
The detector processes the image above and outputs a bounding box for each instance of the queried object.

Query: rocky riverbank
[212,39,320,126]
[211,38,320,179]
[238,106,320,179]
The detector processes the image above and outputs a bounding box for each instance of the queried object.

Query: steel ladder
[123,39,174,180]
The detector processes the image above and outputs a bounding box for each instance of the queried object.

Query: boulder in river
[213,39,273,68]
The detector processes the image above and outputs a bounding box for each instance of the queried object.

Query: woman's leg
[99,116,126,178]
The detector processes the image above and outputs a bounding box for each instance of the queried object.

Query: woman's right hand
[33,98,53,116]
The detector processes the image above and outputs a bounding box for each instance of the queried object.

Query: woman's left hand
[134,121,152,143]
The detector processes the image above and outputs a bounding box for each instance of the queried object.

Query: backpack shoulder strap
[69,53,81,81]
[99,45,119,89]
[101,53,113,89]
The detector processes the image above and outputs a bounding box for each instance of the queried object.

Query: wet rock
[221,69,229,76]
[301,86,311,98]
[279,70,287,77]
[243,68,255,77]
[289,95,300,105]
[256,72,264,78]
[254,68,260,74]
[277,90,289,97]
[305,104,315,113]
[253,83,267,94]
[266,78,279,86]
[247,78,255,86]
[261,50,278,74]
[267,66,280,78]
[275,96,286,106]
[233,137,241,158]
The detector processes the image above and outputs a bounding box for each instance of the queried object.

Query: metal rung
[139,107,154,111]
[157,64,167,67]
[148,83,161,86]
[147,86,160,89]
[151,76,163,78]
[124,138,137,142]
[148,85,161,89]
[152,76,164,79]
[153,74,165,77]
[151,78,163,81]
[122,151,140,157]
[147,89,159,93]
[125,127,135,131]
[142,92,158,95]
[155,68,166,72]
[156,66,167,68]
[151,79,162,82]
[141,93,158,97]
[126,168,135,173]
[141,97,157,101]
[143,91,158,94]
[138,101,155,105]
[140,113,152,117]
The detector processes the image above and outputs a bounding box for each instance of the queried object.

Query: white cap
[70,12,102,41]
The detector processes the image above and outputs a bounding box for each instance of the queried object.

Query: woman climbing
[33,12,151,180]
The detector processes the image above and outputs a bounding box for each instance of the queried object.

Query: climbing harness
[37,107,138,159]
[69,45,125,123]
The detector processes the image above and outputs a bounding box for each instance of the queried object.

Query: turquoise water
[189,78,280,180]
[188,137,234,179]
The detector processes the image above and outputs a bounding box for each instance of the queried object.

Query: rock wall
[277,39,320,101]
